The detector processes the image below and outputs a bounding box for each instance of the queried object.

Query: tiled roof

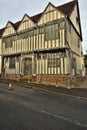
[0,0,77,35]
[7,21,21,30]
[31,0,76,23]
[31,13,42,23]
[57,0,76,16]
[0,28,5,36]
[13,21,21,30]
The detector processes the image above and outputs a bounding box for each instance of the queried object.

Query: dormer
[3,21,16,37]
[38,2,64,25]
[17,14,35,32]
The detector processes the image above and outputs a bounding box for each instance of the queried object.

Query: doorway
[24,58,32,75]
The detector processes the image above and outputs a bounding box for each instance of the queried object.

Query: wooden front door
[24,58,32,75]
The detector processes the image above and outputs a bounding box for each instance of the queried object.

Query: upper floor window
[5,38,12,48]
[34,29,38,35]
[59,21,65,29]
[3,36,16,48]
[18,32,29,39]
[45,23,59,41]
[76,16,79,24]
[39,27,44,34]
[67,21,71,33]
[29,30,34,36]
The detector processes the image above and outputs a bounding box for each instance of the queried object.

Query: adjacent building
[0,0,85,86]
[0,28,5,76]
[84,52,87,75]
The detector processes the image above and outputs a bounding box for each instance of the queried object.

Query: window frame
[48,53,60,68]
[9,57,15,69]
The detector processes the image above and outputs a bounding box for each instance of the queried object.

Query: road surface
[0,82,87,130]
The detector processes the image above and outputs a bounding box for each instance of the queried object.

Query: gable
[38,3,64,25]
[22,15,30,22]
[70,4,81,36]
[44,4,55,13]
[3,22,16,37]
[17,14,35,32]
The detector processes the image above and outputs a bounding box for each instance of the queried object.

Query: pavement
[0,77,87,100]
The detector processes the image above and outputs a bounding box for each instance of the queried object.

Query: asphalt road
[0,83,87,130]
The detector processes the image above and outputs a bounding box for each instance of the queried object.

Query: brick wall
[31,74,69,86]
[2,74,69,87]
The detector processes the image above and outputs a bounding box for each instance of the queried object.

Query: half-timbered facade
[0,0,85,86]
[84,53,87,75]
[0,28,5,76]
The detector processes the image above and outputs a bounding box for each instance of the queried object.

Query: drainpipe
[69,49,72,86]
[39,53,41,83]
[46,53,48,85]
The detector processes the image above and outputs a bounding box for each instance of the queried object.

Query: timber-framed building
[0,0,85,86]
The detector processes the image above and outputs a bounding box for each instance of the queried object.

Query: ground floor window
[48,53,60,68]
[9,57,15,69]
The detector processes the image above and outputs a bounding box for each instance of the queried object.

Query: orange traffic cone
[8,83,13,90]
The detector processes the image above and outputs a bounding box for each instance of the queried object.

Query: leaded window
[45,23,59,41]
[18,32,29,39]
[34,29,38,35]
[43,54,47,60]
[29,30,34,36]
[48,53,60,67]
[39,27,44,34]
[9,57,15,69]
[59,21,65,29]
[3,36,16,48]
[5,39,12,48]
[37,54,41,60]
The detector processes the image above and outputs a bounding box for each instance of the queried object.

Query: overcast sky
[0,0,86,53]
